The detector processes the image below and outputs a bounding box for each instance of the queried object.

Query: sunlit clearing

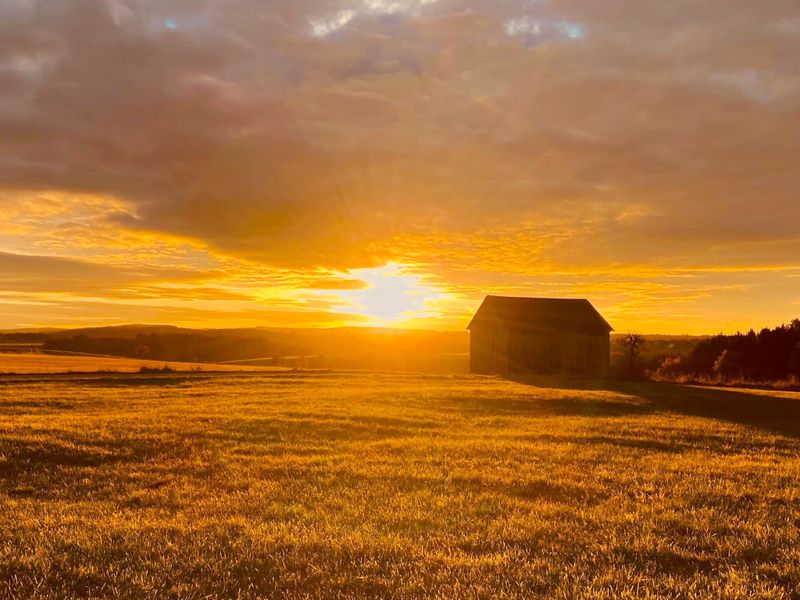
[336,263,447,327]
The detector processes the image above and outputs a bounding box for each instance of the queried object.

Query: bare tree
[620,333,645,376]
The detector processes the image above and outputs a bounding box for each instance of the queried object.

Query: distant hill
[611,333,707,370]
[38,325,470,372]
[48,324,186,339]
[611,334,710,358]
[0,327,66,334]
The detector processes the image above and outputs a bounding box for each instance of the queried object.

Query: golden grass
[1,372,799,598]
[0,353,274,374]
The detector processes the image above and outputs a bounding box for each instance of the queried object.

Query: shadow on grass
[453,393,651,418]
[0,433,212,498]
[509,376,800,440]
[74,375,201,387]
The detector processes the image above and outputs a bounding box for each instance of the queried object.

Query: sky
[1,0,799,333]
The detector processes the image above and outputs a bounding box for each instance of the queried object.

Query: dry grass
[1,371,799,598]
[0,353,274,374]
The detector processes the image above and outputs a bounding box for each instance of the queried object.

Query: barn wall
[469,323,509,375]
[506,330,609,378]
[471,325,609,378]
[589,333,610,378]
[508,331,560,374]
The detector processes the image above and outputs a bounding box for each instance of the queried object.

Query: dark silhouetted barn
[467,296,613,377]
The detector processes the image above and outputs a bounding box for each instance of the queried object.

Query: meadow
[0,352,271,375]
[1,370,799,599]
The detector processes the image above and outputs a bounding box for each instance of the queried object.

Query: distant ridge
[46,324,463,339]
[0,327,66,334]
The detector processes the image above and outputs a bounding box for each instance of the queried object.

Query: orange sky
[1,1,799,334]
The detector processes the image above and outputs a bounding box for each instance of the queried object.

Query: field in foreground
[1,372,799,599]
[0,352,272,374]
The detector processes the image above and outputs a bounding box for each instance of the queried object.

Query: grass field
[1,371,800,598]
[0,352,273,374]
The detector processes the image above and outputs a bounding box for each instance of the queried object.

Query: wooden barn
[467,296,613,378]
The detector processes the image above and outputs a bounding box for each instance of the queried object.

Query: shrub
[654,355,684,380]
[138,365,175,374]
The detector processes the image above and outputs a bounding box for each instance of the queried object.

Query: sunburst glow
[335,263,448,327]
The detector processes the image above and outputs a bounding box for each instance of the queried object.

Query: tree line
[655,319,800,383]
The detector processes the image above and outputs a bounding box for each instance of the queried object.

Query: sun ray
[334,263,449,327]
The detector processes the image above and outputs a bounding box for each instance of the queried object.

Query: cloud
[310,10,357,37]
[303,277,370,290]
[504,16,585,43]
[310,0,440,36]
[0,251,221,294]
[0,0,799,331]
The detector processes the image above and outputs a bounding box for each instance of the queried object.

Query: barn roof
[467,296,613,334]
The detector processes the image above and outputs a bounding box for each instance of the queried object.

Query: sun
[336,263,447,327]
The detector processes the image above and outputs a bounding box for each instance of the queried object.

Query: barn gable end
[468,296,613,378]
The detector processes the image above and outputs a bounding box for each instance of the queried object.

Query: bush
[654,355,684,380]
[138,365,175,374]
